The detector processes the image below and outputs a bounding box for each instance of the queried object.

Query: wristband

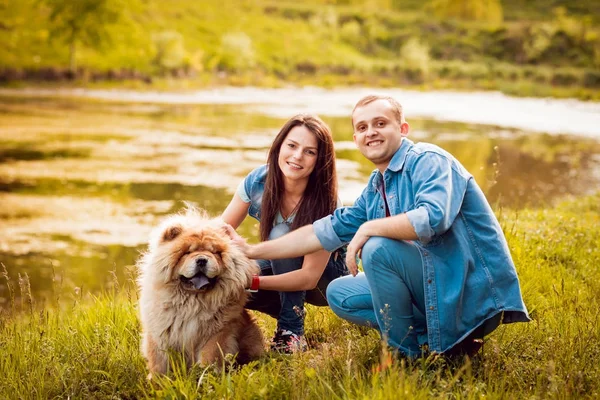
[246,274,260,293]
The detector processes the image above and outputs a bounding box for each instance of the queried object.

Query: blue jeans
[246,223,348,335]
[326,237,428,356]
[327,237,502,357]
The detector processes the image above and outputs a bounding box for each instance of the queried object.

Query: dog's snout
[195,257,208,268]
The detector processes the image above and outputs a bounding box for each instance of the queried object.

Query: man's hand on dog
[224,225,251,256]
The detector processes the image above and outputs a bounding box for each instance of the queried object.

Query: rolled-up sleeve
[408,152,469,244]
[406,206,435,244]
[313,215,343,252]
[236,179,251,203]
[314,188,369,251]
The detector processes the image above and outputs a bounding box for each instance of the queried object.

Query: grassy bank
[1,193,599,399]
[1,0,599,100]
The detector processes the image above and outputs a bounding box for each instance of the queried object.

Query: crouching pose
[227,95,530,357]
[222,114,348,354]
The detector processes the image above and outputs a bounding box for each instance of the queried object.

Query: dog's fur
[137,207,264,375]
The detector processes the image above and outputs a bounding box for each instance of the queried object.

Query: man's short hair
[352,95,404,125]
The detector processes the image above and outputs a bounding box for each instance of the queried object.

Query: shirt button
[429,306,434,310]
[428,279,432,284]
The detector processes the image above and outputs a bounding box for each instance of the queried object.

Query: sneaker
[270,329,308,354]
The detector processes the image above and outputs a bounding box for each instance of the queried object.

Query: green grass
[1,193,599,399]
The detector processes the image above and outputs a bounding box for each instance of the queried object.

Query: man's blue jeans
[246,223,348,335]
[326,237,428,357]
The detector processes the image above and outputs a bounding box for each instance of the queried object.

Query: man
[230,95,530,357]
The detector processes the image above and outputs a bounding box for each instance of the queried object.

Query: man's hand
[345,224,371,276]
[224,224,252,257]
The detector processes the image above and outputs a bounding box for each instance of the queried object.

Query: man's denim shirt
[314,138,530,353]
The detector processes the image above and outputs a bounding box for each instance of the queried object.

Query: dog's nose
[195,257,207,268]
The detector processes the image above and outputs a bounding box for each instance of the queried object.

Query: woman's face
[277,125,319,183]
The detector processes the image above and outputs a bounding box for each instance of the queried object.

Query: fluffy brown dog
[137,207,264,376]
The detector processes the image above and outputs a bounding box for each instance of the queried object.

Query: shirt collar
[371,138,413,189]
[387,137,412,172]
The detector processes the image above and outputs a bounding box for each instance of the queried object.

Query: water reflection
[1,94,599,310]
[0,245,141,309]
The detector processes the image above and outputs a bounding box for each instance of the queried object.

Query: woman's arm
[221,192,250,229]
[257,249,331,292]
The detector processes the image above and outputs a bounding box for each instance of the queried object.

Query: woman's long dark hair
[260,114,338,242]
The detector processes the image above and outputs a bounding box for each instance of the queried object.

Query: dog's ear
[162,224,183,242]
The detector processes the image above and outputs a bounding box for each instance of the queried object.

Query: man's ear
[162,225,182,242]
[400,122,410,136]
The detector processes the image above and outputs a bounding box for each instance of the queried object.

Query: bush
[152,31,189,72]
[583,70,600,88]
[339,20,363,45]
[428,0,504,24]
[399,37,431,78]
[217,32,256,72]
[492,64,522,81]
[551,70,580,86]
[523,23,554,63]
[435,60,490,80]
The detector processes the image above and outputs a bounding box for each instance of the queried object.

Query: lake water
[1,87,599,309]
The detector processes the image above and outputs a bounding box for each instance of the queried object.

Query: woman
[222,114,348,354]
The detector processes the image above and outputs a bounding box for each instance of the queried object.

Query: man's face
[352,99,408,171]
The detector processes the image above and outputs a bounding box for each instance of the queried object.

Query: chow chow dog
[137,207,264,376]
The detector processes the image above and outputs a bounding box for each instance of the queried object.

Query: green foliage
[0,0,599,99]
[399,38,431,80]
[152,31,190,72]
[428,0,503,24]
[522,22,555,63]
[339,19,362,45]
[41,0,130,71]
[216,32,257,72]
[1,193,599,399]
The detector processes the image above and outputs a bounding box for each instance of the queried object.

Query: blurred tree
[523,23,554,63]
[217,32,256,72]
[321,0,392,7]
[340,20,364,45]
[0,0,34,30]
[428,0,503,24]
[41,0,128,73]
[152,31,188,73]
[400,37,431,78]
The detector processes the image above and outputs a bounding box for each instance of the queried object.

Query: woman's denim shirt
[240,164,342,224]
[313,139,530,353]
[239,164,273,223]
